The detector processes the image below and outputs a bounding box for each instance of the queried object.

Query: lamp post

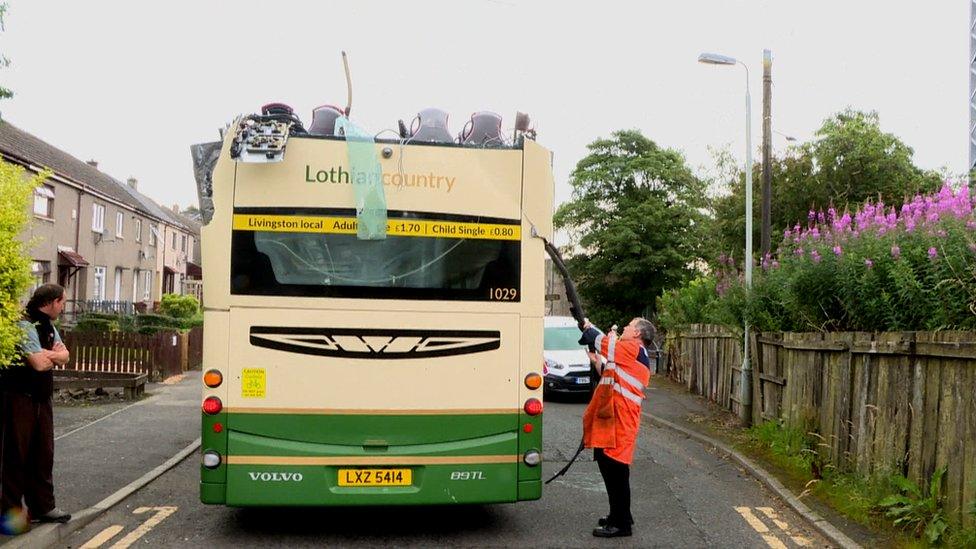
[699,52,753,425]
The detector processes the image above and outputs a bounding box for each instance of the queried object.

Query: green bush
[656,277,720,332]
[136,313,182,329]
[158,294,199,319]
[73,317,119,333]
[878,467,949,545]
[81,312,123,321]
[0,162,48,368]
[660,183,976,333]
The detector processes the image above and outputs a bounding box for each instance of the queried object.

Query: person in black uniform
[1,284,72,531]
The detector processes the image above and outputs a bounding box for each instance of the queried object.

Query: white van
[543,316,596,394]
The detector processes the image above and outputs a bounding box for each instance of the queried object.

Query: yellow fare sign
[233,214,520,241]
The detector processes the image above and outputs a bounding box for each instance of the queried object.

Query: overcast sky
[1,1,969,211]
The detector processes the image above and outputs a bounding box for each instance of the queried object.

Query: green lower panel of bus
[202,413,543,506]
[217,463,529,506]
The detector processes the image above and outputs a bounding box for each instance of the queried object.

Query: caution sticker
[241,368,266,398]
[232,214,520,241]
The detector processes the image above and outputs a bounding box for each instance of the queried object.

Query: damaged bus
[192,103,553,506]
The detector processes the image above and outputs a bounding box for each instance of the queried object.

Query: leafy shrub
[878,467,949,545]
[656,277,720,332]
[158,294,199,319]
[136,314,180,327]
[80,312,121,320]
[135,313,182,332]
[0,162,48,368]
[660,183,976,333]
[73,317,118,333]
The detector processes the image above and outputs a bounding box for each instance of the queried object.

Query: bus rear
[197,124,553,506]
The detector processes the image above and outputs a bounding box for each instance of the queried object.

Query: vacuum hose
[540,237,588,484]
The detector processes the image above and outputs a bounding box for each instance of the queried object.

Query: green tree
[713,109,941,256]
[0,160,47,368]
[554,130,708,328]
[0,3,13,103]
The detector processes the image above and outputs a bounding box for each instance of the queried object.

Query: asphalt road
[61,395,828,548]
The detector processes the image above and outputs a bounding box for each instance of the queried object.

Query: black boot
[34,508,71,524]
[598,515,634,527]
[592,525,632,538]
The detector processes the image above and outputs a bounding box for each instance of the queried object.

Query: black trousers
[595,448,633,528]
[0,392,56,516]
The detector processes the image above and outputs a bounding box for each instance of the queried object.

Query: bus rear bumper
[201,482,226,504]
[517,479,541,501]
[219,462,523,506]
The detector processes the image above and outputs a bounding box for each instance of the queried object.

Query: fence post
[750,330,762,426]
[179,331,189,372]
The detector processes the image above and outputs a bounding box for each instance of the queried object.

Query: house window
[30,261,51,291]
[149,224,159,246]
[33,185,55,217]
[132,269,140,301]
[172,232,177,250]
[135,219,142,242]
[181,234,187,252]
[143,270,152,301]
[114,267,124,301]
[92,203,105,233]
[116,211,124,238]
[93,266,106,300]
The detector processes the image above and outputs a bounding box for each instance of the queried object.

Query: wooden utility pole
[760,49,773,257]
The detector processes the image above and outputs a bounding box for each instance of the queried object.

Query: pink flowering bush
[744,183,976,331]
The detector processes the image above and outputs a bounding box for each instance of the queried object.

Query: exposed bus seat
[308,105,344,137]
[459,112,503,146]
[408,108,453,144]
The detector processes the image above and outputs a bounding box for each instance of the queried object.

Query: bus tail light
[203,450,222,469]
[523,450,541,466]
[524,373,542,390]
[204,370,223,388]
[202,396,223,415]
[523,398,542,416]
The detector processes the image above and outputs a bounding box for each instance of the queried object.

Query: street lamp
[699,51,753,424]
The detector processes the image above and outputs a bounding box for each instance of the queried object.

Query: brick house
[0,120,199,313]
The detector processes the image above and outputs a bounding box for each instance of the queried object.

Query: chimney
[86,160,98,169]
[172,204,180,213]
[126,177,138,190]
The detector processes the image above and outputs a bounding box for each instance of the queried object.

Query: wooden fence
[187,326,203,370]
[59,327,203,381]
[664,324,746,419]
[666,326,976,527]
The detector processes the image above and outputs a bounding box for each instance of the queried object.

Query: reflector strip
[615,367,646,392]
[233,214,520,241]
[226,454,519,465]
[613,383,644,405]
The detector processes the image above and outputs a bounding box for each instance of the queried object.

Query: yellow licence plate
[337,468,412,487]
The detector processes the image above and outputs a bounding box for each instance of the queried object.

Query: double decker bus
[194,110,554,506]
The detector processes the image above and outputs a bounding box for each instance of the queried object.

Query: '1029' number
[489,288,518,301]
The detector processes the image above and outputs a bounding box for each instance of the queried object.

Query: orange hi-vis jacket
[579,327,651,464]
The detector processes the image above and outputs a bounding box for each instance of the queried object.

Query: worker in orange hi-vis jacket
[578,317,656,538]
